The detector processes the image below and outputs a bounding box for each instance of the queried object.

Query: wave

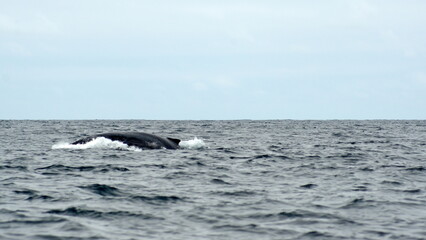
[131,195,183,205]
[52,137,206,151]
[35,164,130,173]
[47,206,161,220]
[79,184,122,197]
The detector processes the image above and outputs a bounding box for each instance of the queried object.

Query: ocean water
[1,120,426,240]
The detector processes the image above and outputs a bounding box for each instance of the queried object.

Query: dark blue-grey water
[1,120,426,240]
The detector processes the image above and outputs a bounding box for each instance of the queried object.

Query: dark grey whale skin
[72,132,181,149]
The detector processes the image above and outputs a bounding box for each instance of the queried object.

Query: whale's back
[72,132,180,149]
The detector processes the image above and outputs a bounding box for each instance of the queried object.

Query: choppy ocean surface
[1,120,426,240]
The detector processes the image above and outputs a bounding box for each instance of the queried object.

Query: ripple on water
[34,164,130,174]
[14,189,55,202]
[130,195,184,205]
[79,184,123,197]
[47,206,163,220]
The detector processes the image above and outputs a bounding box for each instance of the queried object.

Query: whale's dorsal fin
[167,137,181,145]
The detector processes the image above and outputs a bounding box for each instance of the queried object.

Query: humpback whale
[72,132,181,150]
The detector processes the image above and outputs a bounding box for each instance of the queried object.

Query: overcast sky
[1,0,425,120]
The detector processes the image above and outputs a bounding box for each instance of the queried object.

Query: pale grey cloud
[1,0,425,119]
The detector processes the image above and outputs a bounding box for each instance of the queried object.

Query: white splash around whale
[179,137,207,149]
[52,137,206,151]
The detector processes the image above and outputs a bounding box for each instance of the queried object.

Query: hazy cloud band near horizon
[1,0,425,119]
